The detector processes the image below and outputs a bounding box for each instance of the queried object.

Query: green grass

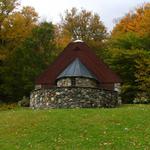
[0,105,150,150]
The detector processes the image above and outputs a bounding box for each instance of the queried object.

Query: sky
[20,0,150,31]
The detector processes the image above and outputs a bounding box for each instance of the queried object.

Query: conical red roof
[36,41,122,88]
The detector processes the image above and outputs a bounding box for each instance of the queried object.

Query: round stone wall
[57,78,71,87]
[56,77,98,88]
[30,87,119,108]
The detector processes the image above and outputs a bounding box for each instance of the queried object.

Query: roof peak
[57,58,97,80]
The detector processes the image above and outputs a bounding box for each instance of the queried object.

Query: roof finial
[73,39,84,43]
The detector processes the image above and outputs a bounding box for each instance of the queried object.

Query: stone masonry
[30,87,119,108]
[57,77,98,88]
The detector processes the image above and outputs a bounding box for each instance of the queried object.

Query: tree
[1,6,38,50]
[106,3,150,103]
[0,0,19,30]
[135,51,150,101]
[112,3,150,37]
[0,0,38,56]
[109,32,150,50]
[1,22,56,102]
[0,2,39,102]
[0,0,19,60]
[56,7,107,55]
[106,32,150,102]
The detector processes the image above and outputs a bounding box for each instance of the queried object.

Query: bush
[18,96,30,107]
[0,103,18,111]
[133,93,150,104]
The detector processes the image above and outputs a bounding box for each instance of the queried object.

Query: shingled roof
[36,41,122,87]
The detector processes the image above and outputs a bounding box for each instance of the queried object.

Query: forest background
[0,0,150,104]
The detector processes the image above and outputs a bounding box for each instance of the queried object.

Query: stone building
[30,40,122,108]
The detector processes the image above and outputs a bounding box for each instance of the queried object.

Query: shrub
[0,103,18,111]
[133,93,150,104]
[18,96,30,107]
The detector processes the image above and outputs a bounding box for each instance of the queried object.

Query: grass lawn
[0,105,150,150]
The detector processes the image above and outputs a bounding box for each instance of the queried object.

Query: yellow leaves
[2,8,37,41]
[0,5,38,58]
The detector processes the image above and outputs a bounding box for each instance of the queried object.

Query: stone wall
[75,78,97,87]
[57,78,71,87]
[56,77,98,88]
[30,87,119,108]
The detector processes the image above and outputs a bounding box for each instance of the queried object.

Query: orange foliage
[112,3,150,37]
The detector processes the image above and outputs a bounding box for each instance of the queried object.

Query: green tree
[1,22,56,102]
[106,33,150,103]
[107,3,150,103]
[0,1,39,102]
[135,51,150,102]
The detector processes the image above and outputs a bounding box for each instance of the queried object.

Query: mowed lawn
[0,105,150,150]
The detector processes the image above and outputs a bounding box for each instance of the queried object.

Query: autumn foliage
[0,1,150,103]
[112,3,150,37]
[108,3,150,103]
